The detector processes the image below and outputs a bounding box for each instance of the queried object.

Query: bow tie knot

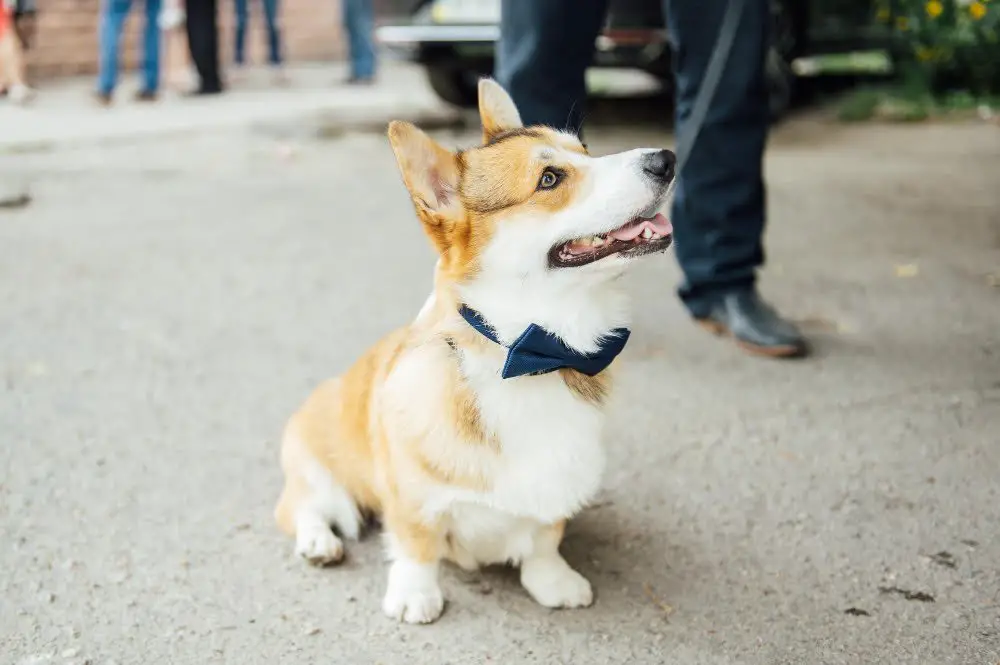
[459,305,630,379]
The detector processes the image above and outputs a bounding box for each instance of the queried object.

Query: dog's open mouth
[548,213,674,268]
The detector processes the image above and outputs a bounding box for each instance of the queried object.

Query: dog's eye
[538,169,562,190]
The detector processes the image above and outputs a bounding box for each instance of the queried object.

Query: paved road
[1,112,999,665]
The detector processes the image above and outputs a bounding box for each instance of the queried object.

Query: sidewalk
[0,61,462,153]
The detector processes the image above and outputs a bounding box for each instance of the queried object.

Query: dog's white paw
[382,559,445,624]
[382,585,445,624]
[520,557,594,609]
[295,525,344,566]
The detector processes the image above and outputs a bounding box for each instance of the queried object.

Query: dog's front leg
[381,506,446,624]
[519,520,594,609]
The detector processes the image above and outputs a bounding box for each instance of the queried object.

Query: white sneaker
[9,84,34,105]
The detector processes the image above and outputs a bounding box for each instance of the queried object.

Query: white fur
[382,341,606,521]
[283,429,361,566]
[382,549,445,624]
[521,552,594,608]
[295,511,344,565]
[414,258,442,323]
[295,435,363,541]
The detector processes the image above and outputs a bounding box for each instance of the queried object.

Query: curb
[251,106,468,141]
[0,104,467,156]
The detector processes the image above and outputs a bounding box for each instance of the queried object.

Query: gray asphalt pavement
[1,111,999,665]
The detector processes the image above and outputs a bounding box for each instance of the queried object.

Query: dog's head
[389,79,674,346]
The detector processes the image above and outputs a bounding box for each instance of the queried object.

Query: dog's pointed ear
[478,78,523,143]
[388,120,462,253]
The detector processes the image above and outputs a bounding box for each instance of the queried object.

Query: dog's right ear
[478,78,523,143]
[388,121,462,254]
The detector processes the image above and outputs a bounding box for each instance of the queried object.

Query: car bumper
[376,23,668,67]
[377,24,500,47]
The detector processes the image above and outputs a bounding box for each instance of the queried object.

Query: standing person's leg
[185,0,222,93]
[0,6,32,102]
[664,0,805,357]
[137,0,162,98]
[159,0,188,91]
[233,0,248,67]
[341,0,375,82]
[263,0,282,67]
[96,0,132,100]
[495,0,608,135]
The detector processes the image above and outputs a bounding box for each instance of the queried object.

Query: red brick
[24,0,348,80]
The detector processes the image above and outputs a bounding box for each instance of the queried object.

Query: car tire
[425,64,480,108]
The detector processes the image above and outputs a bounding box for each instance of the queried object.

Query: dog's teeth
[591,236,604,247]
[641,228,653,239]
[651,232,661,240]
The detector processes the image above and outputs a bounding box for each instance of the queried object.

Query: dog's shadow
[424,496,714,619]
[317,493,720,624]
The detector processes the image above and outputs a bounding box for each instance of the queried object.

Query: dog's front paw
[382,585,445,624]
[520,556,594,609]
[383,559,445,624]
[295,525,344,566]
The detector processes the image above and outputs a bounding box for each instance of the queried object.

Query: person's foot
[229,64,246,84]
[184,85,223,97]
[134,89,157,102]
[95,90,113,106]
[695,289,808,358]
[343,75,374,86]
[272,66,289,86]
[8,84,34,105]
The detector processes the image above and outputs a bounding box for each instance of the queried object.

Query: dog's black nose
[641,149,676,183]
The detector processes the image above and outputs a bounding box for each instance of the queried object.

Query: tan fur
[559,369,610,408]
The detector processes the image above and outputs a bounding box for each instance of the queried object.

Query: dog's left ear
[388,120,462,256]
[478,78,523,143]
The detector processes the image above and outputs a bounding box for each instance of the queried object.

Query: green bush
[877,0,1000,95]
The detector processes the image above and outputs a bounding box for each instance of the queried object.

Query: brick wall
[24,0,350,80]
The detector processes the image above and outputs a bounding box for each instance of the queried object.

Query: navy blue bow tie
[458,305,630,379]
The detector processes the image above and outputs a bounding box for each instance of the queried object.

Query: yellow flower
[926,0,943,18]
[915,46,933,61]
[876,7,891,22]
[896,16,910,30]
[969,1,987,19]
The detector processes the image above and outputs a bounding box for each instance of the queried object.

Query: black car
[376,0,888,120]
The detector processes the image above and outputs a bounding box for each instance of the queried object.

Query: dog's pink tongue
[609,213,672,241]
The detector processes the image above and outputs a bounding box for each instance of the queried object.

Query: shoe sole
[696,319,806,359]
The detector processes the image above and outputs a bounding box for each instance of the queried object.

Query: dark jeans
[234,0,282,66]
[496,0,770,316]
[186,0,223,91]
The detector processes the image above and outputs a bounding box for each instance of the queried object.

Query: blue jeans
[496,0,771,316]
[97,0,162,95]
[342,0,375,79]
[234,0,282,66]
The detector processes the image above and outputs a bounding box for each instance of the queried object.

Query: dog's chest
[432,363,608,529]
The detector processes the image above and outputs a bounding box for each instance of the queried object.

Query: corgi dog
[274,79,675,624]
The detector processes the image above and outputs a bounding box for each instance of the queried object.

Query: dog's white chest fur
[425,350,607,566]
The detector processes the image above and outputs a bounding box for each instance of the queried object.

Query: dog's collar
[458,305,630,380]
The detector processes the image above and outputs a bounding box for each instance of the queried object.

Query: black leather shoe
[184,85,224,97]
[695,290,809,358]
